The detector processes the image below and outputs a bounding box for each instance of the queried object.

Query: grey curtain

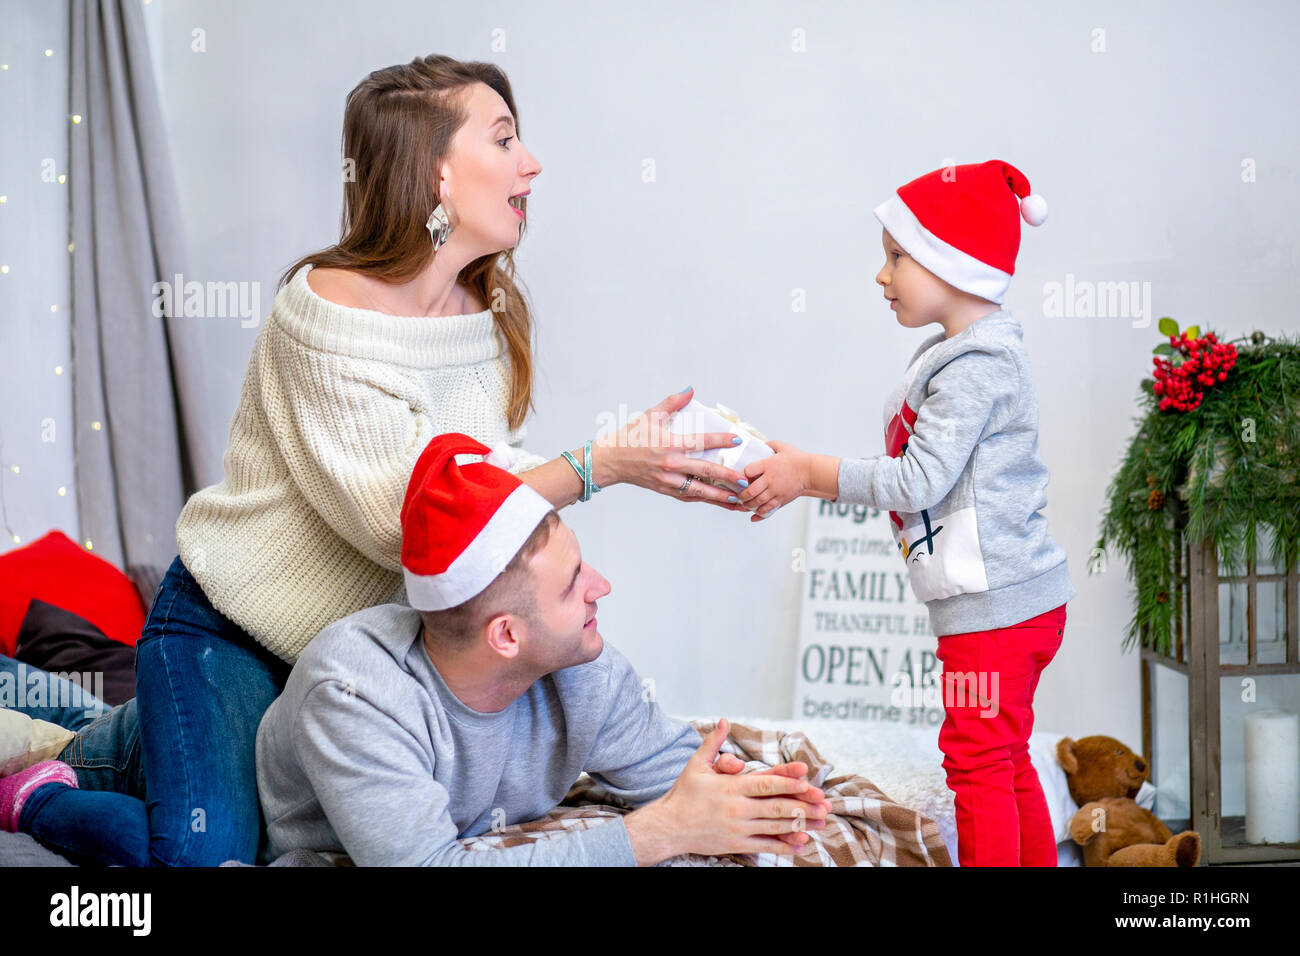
[68,0,200,579]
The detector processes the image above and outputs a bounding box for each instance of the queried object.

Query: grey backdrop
[5,0,1298,746]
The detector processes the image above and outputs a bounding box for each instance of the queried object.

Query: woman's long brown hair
[280,54,535,431]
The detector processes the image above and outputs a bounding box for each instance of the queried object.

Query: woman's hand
[592,387,751,511]
[736,440,813,521]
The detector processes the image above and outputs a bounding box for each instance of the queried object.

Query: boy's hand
[737,440,811,521]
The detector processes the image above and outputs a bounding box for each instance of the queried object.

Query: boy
[738,160,1075,867]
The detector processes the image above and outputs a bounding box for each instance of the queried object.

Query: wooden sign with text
[791,499,944,728]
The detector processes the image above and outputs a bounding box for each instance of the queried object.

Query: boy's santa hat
[400,433,554,611]
[874,159,1047,305]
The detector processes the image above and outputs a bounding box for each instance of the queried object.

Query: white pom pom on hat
[1020,193,1048,227]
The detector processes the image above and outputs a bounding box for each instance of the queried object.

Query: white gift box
[665,398,773,492]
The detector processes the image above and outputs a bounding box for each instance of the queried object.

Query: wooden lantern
[1141,499,1300,864]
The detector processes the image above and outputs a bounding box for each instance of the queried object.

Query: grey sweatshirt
[836,309,1075,635]
[255,602,703,865]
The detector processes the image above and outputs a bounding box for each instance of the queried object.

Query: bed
[673,714,1098,867]
[2,710,1118,867]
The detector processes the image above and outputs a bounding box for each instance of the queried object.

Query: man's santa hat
[400,433,554,612]
[874,159,1048,305]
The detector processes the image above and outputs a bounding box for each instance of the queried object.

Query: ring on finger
[678,475,695,495]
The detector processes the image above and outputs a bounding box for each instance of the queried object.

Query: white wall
[90,0,1300,742]
[0,0,75,552]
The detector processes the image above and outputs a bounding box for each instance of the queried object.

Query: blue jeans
[0,654,110,729]
[0,654,147,865]
[18,699,151,865]
[17,554,291,866]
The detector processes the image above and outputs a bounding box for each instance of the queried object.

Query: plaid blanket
[458,720,952,867]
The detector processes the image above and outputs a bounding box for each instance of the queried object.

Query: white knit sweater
[174,263,549,663]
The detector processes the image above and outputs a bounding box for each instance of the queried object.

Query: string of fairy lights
[0,44,98,554]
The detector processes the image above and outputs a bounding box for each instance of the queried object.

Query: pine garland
[1095,322,1300,654]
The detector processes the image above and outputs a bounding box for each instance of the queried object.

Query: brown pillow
[14,599,136,705]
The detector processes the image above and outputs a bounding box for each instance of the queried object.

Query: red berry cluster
[1152,331,1237,412]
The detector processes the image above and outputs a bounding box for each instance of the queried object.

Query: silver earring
[426,203,453,251]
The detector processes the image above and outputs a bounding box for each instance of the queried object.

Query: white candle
[1244,709,1300,844]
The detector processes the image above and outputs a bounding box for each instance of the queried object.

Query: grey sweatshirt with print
[835,309,1075,635]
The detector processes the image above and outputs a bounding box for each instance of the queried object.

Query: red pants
[935,603,1066,867]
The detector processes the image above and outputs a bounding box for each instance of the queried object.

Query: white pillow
[0,709,75,777]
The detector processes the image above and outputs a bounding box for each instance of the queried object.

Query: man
[254,433,830,866]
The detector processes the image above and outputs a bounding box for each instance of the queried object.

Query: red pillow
[0,529,146,655]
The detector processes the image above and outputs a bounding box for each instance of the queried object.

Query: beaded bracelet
[561,439,603,503]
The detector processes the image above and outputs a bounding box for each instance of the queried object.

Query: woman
[4,54,750,866]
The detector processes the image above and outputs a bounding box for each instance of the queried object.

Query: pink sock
[0,759,79,832]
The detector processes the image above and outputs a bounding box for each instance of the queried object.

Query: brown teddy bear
[1056,735,1201,867]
